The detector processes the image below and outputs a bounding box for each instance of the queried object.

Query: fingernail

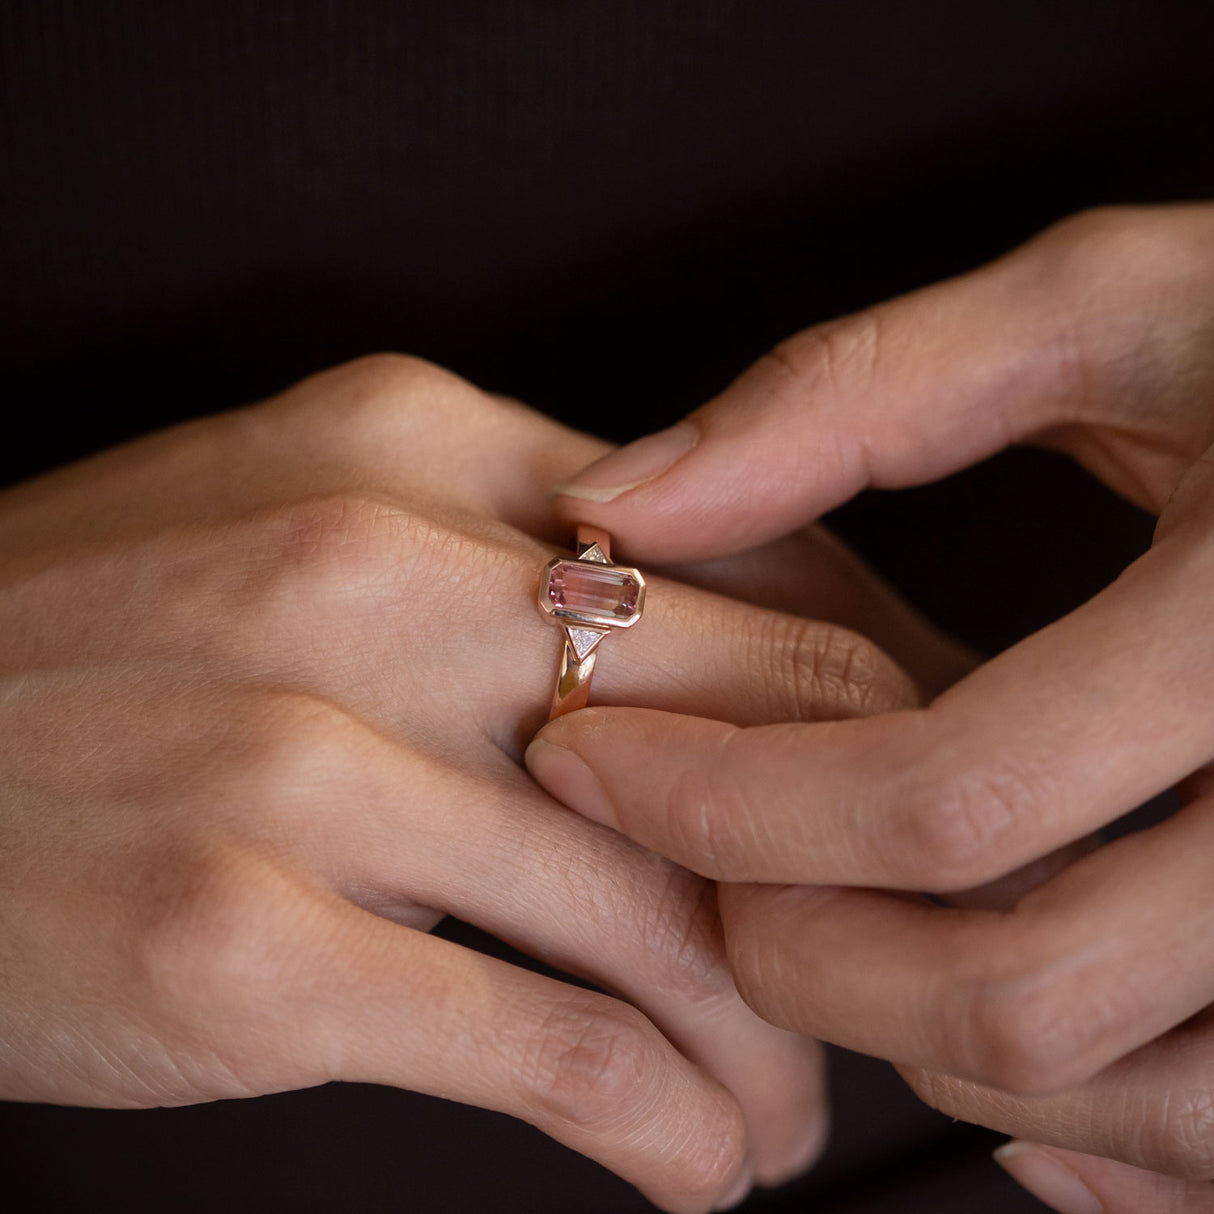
[554,422,697,503]
[524,738,617,829]
[712,1164,753,1211]
[993,1143,1104,1214]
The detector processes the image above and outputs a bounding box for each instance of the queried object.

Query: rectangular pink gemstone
[548,560,639,621]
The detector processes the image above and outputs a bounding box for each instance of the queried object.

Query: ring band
[538,525,646,720]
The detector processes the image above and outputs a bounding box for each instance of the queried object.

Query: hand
[528,204,1214,1211]
[0,353,933,1213]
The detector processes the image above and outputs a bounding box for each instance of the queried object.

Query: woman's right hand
[0,354,927,1212]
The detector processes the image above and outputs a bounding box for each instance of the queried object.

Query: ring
[538,525,646,720]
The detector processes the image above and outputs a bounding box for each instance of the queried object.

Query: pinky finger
[303,903,751,1214]
[995,1142,1214,1214]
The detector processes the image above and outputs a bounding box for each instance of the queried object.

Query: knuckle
[1042,205,1196,284]
[276,351,483,444]
[245,688,368,781]
[1146,1089,1214,1180]
[131,845,299,1020]
[118,495,416,668]
[662,729,757,877]
[261,492,406,576]
[525,829,732,1002]
[237,493,423,622]
[521,994,745,1199]
[767,309,886,401]
[672,1106,747,1205]
[723,885,867,1036]
[1029,206,1214,411]
[187,689,375,844]
[338,350,438,383]
[633,861,732,1002]
[127,842,334,1097]
[723,895,807,1030]
[961,968,1092,1094]
[896,759,1041,891]
[219,493,515,673]
[247,491,509,601]
[910,1040,1214,1183]
[761,614,915,722]
[522,997,664,1127]
[322,351,461,412]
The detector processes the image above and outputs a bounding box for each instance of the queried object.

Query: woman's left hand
[0,352,962,1212]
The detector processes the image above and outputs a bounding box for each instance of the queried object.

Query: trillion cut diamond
[567,627,606,661]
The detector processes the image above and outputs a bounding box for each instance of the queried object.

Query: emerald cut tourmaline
[545,559,642,624]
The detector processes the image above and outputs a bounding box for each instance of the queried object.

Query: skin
[531,203,1214,1212]
[0,353,957,1213]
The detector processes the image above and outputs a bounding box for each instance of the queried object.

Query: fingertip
[996,1142,1214,1214]
[551,410,821,564]
[524,734,619,829]
[554,422,699,504]
[758,1112,830,1190]
[711,1164,754,1211]
[993,1142,1104,1214]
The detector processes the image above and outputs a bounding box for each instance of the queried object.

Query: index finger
[552,205,1214,564]
[527,530,1214,890]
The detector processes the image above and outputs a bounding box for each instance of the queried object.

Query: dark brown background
[2,2,1211,1209]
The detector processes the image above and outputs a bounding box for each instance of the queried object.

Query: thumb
[553,206,1169,564]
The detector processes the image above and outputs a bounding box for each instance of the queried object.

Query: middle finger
[257,710,829,1187]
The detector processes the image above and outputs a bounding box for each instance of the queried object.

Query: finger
[265,707,827,1189]
[73,494,916,785]
[551,205,1214,563]
[287,358,969,698]
[663,523,976,698]
[312,357,961,702]
[291,898,753,1214]
[995,1144,1214,1214]
[528,527,1214,888]
[906,1005,1214,1189]
[264,355,613,541]
[3,355,612,553]
[208,500,917,754]
[98,845,750,1212]
[24,355,927,759]
[943,834,1101,913]
[403,764,829,1188]
[464,768,827,1189]
[282,355,966,699]
[714,791,1214,1095]
[522,558,920,741]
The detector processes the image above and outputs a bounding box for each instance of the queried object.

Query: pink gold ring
[538,525,646,720]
